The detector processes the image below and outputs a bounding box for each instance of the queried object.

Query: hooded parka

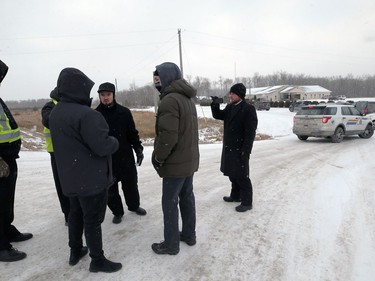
[153,62,199,177]
[49,68,119,197]
[211,100,258,178]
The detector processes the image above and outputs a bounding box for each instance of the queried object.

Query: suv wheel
[332,127,344,143]
[297,135,308,141]
[359,124,374,139]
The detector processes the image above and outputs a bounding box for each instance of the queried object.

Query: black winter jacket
[211,100,258,178]
[96,101,143,182]
[50,68,119,197]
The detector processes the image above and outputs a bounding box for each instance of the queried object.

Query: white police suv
[293,104,374,143]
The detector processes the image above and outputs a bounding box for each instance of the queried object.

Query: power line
[0,28,176,41]
[1,41,172,56]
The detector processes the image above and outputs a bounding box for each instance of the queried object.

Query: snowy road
[2,109,375,281]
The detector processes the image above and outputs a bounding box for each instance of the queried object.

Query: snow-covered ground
[2,108,375,281]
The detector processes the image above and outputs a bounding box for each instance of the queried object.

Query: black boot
[180,232,196,246]
[0,247,26,262]
[89,257,122,273]
[69,246,88,266]
[223,196,241,203]
[9,232,33,242]
[151,241,179,255]
[235,204,252,212]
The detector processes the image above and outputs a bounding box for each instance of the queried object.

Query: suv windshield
[297,106,337,115]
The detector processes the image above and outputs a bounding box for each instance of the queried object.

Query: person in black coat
[95,82,146,224]
[49,68,122,273]
[0,60,32,263]
[211,83,258,212]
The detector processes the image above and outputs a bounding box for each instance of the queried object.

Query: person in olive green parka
[151,62,199,255]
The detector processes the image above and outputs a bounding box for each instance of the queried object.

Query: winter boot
[151,241,179,255]
[235,204,253,212]
[89,257,122,273]
[69,246,88,266]
[223,196,241,203]
[0,247,26,262]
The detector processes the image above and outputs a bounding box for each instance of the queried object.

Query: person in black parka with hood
[211,83,258,212]
[49,67,122,273]
[95,82,146,225]
[0,60,33,263]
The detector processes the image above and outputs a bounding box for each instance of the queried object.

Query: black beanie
[230,83,246,99]
[98,82,115,95]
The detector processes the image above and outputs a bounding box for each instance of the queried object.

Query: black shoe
[112,215,123,224]
[235,204,252,212]
[151,241,179,255]
[133,207,147,216]
[89,257,122,273]
[180,233,196,246]
[69,246,88,266]
[0,247,27,262]
[223,196,241,203]
[9,233,33,242]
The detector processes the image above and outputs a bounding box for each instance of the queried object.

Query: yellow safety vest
[43,99,58,152]
[0,103,21,144]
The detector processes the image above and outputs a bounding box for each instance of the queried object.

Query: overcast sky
[1,0,374,101]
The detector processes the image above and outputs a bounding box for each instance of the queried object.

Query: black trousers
[68,189,107,260]
[107,177,140,216]
[229,176,253,206]
[0,158,22,250]
[50,153,70,222]
[162,176,196,250]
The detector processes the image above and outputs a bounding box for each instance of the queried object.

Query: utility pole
[178,28,184,78]
[114,78,118,94]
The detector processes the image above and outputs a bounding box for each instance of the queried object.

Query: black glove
[0,158,10,178]
[211,96,220,104]
[152,154,163,170]
[211,96,223,106]
[136,152,144,166]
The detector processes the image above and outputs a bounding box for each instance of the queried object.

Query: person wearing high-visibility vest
[41,87,70,225]
[0,60,33,262]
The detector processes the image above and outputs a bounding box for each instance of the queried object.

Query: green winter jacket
[153,66,199,177]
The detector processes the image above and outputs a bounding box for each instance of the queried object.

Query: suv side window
[368,102,375,114]
[341,107,352,115]
[349,107,361,116]
[323,107,337,115]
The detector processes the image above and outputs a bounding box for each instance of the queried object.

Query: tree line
[6,71,375,109]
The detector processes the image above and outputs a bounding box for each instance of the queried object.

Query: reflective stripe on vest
[0,104,21,143]
[43,99,58,152]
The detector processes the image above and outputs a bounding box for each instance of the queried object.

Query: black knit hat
[230,83,246,99]
[98,82,115,94]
